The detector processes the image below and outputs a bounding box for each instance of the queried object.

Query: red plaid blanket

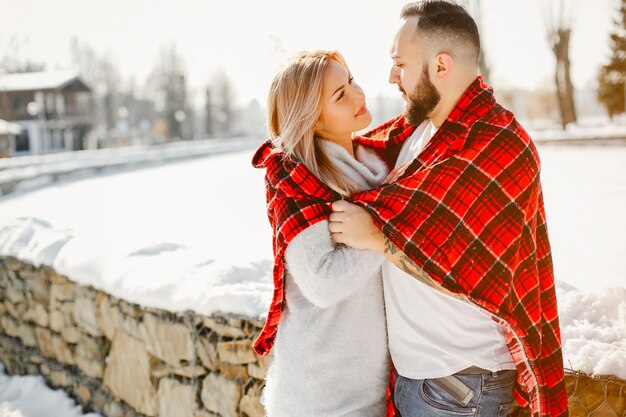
[251,77,567,417]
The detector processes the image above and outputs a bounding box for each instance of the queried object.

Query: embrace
[251,1,568,417]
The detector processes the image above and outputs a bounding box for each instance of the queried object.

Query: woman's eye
[337,91,345,101]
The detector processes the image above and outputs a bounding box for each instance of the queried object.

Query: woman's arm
[284,221,384,309]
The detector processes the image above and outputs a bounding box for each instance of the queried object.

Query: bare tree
[0,36,45,73]
[461,0,491,82]
[209,71,236,136]
[542,0,577,128]
[70,37,121,138]
[147,43,190,140]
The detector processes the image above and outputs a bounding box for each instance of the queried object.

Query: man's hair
[401,1,480,65]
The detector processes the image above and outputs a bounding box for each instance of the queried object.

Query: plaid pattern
[251,144,340,354]
[251,77,567,417]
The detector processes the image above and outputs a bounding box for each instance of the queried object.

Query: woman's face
[315,60,372,145]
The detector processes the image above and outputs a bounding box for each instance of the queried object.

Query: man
[329,2,568,416]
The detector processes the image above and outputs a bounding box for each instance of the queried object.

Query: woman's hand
[331,200,465,301]
[329,200,385,251]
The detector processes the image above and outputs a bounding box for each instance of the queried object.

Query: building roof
[0,69,89,92]
[0,119,22,135]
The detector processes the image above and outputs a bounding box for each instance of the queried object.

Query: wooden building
[0,70,93,155]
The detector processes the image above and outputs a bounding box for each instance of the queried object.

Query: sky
[0,0,618,107]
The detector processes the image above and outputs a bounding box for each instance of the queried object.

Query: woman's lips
[355,104,368,117]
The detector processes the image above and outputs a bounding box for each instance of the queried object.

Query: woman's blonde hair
[267,50,361,196]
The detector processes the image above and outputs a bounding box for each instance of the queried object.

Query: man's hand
[329,200,384,250]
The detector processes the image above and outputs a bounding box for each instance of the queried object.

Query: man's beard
[404,64,441,126]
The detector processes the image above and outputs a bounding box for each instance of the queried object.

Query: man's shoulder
[468,102,532,147]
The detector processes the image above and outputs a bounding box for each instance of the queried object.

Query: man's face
[404,63,440,126]
[389,17,441,125]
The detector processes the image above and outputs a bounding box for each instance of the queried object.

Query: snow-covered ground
[0,364,100,417]
[0,137,256,196]
[0,141,624,379]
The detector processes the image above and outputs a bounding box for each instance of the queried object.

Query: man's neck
[430,76,478,128]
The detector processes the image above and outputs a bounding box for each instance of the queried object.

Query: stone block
[240,384,265,417]
[42,266,68,284]
[75,334,104,359]
[197,338,218,371]
[103,331,158,416]
[4,257,27,271]
[49,310,65,332]
[50,369,74,388]
[28,355,44,364]
[201,373,241,417]
[1,316,18,337]
[218,363,249,381]
[74,288,101,336]
[35,328,75,365]
[194,411,220,417]
[25,271,50,305]
[60,327,81,344]
[6,286,25,304]
[139,314,194,367]
[152,364,207,379]
[35,327,56,359]
[97,294,120,340]
[16,323,37,347]
[103,401,125,417]
[23,302,48,327]
[60,302,76,326]
[157,378,198,417]
[217,340,257,365]
[50,282,76,309]
[75,354,104,379]
[74,385,92,405]
[203,317,246,339]
[4,301,26,319]
[247,364,266,380]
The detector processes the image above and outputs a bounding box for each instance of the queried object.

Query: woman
[252,51,390,416]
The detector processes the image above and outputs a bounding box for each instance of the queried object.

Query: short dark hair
[401,1,480,64]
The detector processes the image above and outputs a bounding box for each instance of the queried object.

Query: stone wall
[1,256,624,417]
[0,256,269,417]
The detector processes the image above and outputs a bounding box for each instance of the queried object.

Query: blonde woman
[252,51,390,416]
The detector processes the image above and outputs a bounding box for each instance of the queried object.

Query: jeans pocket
[498,400,516,417]
[483,370,517,391]
[420,378,477,415]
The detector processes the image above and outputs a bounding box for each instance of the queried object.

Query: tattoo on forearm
[384,237,400,255]
[384,238,465,300]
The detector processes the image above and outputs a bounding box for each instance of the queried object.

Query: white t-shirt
[382,119,516,379]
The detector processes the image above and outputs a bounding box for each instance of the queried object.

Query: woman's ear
[314,117,324,132]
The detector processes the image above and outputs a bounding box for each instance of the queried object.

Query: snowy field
[0,364,100,417]
[0,140,624,380]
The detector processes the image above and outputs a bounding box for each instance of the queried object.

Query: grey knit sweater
[263,139,390,417]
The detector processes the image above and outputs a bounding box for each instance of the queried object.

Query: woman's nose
[351,82,365,99]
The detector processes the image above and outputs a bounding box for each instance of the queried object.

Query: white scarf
[316,138,389,191]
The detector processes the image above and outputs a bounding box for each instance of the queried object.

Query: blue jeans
[394,370,517,417]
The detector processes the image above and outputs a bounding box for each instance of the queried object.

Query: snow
[0,138,257,196]
[0,70,80,92]
[0,120,21,136]
[556,283,626,380]
[0,364,100,417]
[0,143,273,318]
[538,145,626,291]
[0,139,624,378]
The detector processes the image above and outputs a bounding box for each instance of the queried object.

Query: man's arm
[329,200,466,301]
